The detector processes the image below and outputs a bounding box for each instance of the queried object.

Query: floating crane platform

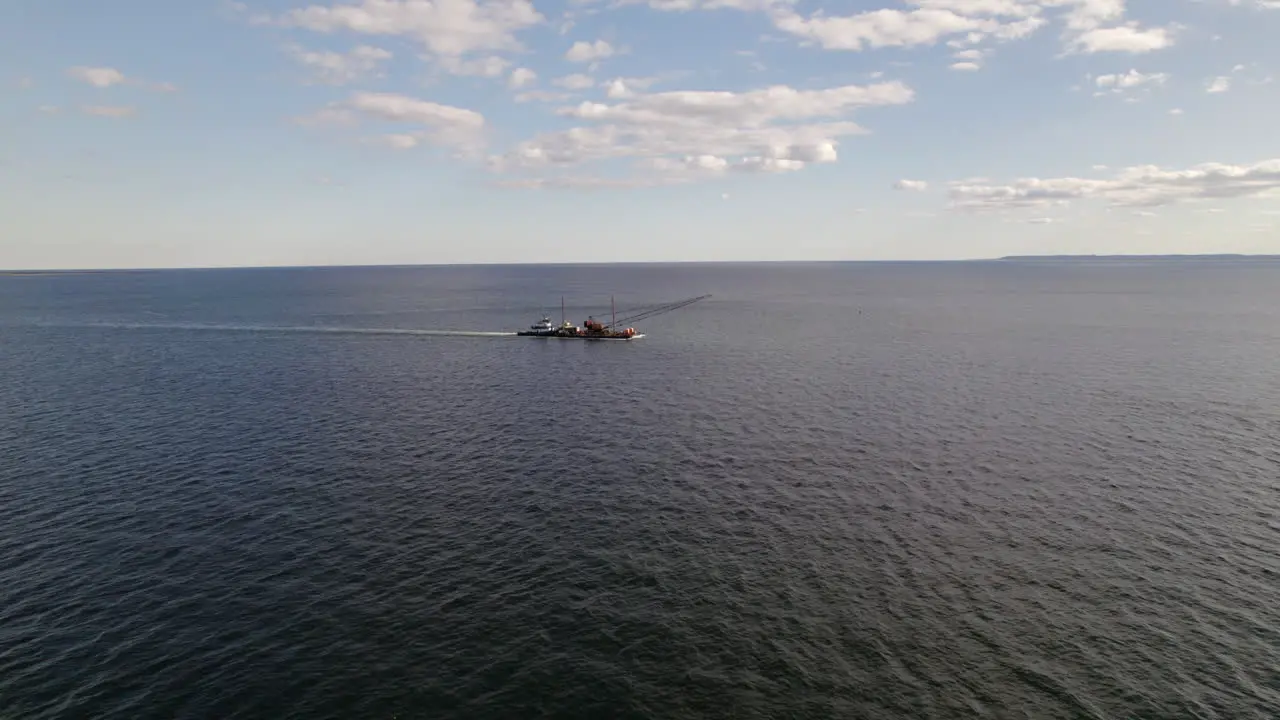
[516,294,709,340]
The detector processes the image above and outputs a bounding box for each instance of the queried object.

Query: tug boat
[514,294,710,340]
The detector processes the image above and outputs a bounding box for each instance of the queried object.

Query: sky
[2,0,1279,268]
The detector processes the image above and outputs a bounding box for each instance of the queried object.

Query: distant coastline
[997,254,1280,262]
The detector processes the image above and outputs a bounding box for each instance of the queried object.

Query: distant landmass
[998,254,1280,262]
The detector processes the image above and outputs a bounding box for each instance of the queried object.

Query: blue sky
[2,0,1279,268]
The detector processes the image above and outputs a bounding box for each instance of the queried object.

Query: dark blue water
[3,261,1280,719]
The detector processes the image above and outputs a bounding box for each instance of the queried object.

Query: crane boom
[606,294,711,328]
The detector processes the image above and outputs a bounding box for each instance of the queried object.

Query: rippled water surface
[3,261,1280,719]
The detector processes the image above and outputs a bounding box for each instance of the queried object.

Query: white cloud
[1206,76,1231,93]
[66,66,176,92]
[287,44,392,84]
[493,80,913,185]
[948,47,988,69]
[556,81,912,126]
[437,55,509,76]
[771,8,1001,52]
[949,158,1280,210]
[1027,217,1058,224]
[1094,69,1168,91]
[631,0,781,11]
[494,175,664,190]
[1068,24,1173,54]
[623,0,1172,61]
[304,92,486,152]
[348,91,483,131]
[552,73,596,90]
[508,67,537,88]
[514,90,575,103]
[68,66,126,88]
[605,78,632,98]
[81,105,136,118]
[280,0,543,57]
[1226,0,1280,8]
[894,179,929,190]
[375,133,422,149]
[1169,107,1184,115]
[565,39,616,62]
[604,76,659,98]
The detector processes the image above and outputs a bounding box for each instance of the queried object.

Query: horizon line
[5,254,1280,274]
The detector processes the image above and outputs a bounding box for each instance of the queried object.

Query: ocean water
[2,261,1280,719]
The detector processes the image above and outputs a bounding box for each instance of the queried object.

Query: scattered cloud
[371,133,422,149]
[770,8,1031,53]
[949,159,1280,210]
[349,92,483,136]
[491,80,914,185]
[66,66,176,92]
[552,73,596,90]
[248,0,1269,200]
[1094,69,1169,95]
[303,91,487,153]
[81,105,136,118]
[437,54,509,77]
[286,44,392,85]
[604,76,659,98]
[508,67,537,88]
[34,0,1280,219]
[749,0,1174,58]
[949,47,987,70]
[68,66,126,88]
[278,0,543,58]
[565,39,616,63]
[514,89,575,103]
[1068,25,1174,54]
[1228,0,1280,9]
[493,176,667,190]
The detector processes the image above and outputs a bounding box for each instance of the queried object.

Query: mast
[561,295,565,325]
[611,295,616,328]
